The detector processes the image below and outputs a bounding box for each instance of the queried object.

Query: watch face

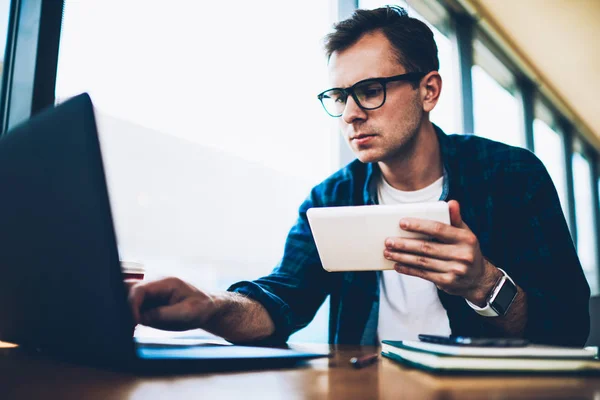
[491,279,518,316]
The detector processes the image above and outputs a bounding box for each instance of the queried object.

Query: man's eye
[325,91,346,104]
[361,85,383,98]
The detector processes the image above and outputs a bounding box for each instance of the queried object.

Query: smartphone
[417,334,529,347]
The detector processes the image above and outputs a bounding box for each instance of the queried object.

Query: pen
[350,353,379,369]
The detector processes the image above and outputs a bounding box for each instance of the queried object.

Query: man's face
[328,31,424,164]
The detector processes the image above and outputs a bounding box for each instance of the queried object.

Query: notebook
[0,93,329,372]
[381,340,600,374]
[397,339,598,358]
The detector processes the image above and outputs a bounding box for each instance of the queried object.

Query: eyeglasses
[317,72,426,117]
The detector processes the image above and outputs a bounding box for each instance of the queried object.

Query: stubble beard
[378,95,424,164]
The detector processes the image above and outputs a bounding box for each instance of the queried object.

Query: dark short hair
[324,5,439,74]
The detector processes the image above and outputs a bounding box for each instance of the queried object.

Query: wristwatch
[466,268,518,317]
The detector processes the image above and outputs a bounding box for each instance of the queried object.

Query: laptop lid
[0,94,136,365]
[0,94,328,370]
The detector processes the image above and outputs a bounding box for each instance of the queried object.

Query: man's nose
[341,95,367,124]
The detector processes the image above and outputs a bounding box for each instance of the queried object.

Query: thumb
[448,200,467,229]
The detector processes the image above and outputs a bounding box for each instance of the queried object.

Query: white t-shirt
[376,175,452,342]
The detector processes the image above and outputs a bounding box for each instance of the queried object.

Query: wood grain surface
[2,344,600,399]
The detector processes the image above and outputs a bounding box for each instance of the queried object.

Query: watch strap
[466,268,514,317]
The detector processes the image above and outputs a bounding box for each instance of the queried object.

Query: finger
[128,283,146,324]
[140,300,198,331]
[124,279,140,292]
[398,217,460,243]
[128,278,178,324]
[394,263,445,283]
[448,200,468,229]
[384,249,449,272]
[140,305,186,331]
[384,237,456,261]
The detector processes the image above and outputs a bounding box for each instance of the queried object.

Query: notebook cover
[381,345,600,375]
[382,340,597,359]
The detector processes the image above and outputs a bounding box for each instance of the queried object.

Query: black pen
[350,353,379,369]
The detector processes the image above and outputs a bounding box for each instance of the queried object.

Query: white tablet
[306,201,450,272]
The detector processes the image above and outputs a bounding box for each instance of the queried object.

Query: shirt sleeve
[507,151,590,346]
[227,189,335,344]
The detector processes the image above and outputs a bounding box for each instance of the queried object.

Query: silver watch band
[466,268,515,317]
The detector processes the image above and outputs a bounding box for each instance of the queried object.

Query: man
[129,6,590,346]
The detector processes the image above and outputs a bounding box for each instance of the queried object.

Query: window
[0,0,12,99]
[572,148,598,294]
[56,0,338,342]
[472,39,524,147]
[359,0,460,134]
[533,103,570,229]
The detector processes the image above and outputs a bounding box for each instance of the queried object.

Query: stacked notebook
[381,340,600,374]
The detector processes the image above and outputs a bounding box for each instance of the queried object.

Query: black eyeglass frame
[317,72,427,117]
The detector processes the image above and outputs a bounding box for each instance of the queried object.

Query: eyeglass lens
[321,81,385,116]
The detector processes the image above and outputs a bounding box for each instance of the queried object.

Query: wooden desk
[2,344,600,399]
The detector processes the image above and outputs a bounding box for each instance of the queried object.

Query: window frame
[0,0,63,135]
[572,137,600,292]
[470,29,527,148]
[533,98,572,230]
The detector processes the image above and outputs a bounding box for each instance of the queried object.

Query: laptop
[0,93,328,371]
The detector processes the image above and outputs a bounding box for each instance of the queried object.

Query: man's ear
[421,71,442,113]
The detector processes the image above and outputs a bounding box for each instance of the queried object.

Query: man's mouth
[350,133,377,146]
[351,133,377,140]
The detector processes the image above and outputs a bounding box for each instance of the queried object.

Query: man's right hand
[128,277,218,331]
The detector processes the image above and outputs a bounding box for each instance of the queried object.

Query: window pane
[430,26,458,134]
[472,64,523,147]
[533,119,570,228]
[0,0,12,97]
[56,0,337,342]
[359,0,459,134]
[572,152,598,294]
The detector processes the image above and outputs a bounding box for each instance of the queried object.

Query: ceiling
[466,0,600,148]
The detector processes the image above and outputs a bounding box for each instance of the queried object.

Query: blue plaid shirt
[228,126,590,346]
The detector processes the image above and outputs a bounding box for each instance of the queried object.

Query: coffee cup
[120,261,145,281]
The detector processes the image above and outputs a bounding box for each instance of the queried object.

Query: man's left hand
[384,200,502,306]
